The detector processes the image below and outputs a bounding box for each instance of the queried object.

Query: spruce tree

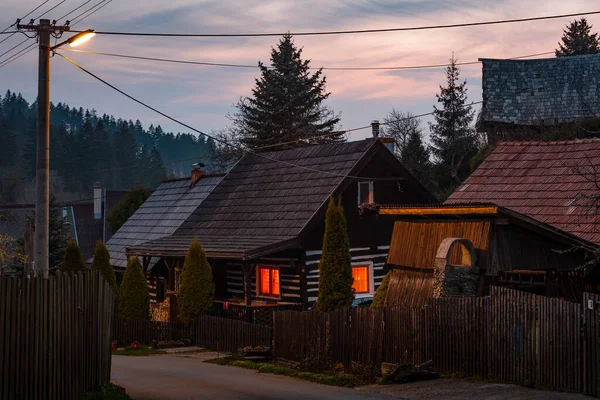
[231,34,341,149]
[556,18,600,57]
[371,271,390,309]
[178,240,215,323]
[113,121,138,189]
[148,146,166,185]
[60,240,85,274]
[107,187,149,234]
[0,116,17,167]
[429,56,479,189]
[118,256,150,320]
[317,197,354,312]
[91,241,117,291]
[49,195,70,274]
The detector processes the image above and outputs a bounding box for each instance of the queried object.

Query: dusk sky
[1,0,599,142]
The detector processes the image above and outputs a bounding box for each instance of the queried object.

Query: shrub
[371,271,391,308]
[317,197,354,312]
[178,239,215,323]
[60,240,85,274]
[118,257,149,320]
[91,241,117,291]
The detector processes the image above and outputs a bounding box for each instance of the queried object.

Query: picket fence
[0,272,116,400]
[273,286,600,396]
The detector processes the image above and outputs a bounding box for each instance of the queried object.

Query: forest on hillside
[0,91,218,203]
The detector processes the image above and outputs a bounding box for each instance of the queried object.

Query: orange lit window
[258,266,280,297]
[352,266,369,294]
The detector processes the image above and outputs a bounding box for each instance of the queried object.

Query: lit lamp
[51,29,96,51]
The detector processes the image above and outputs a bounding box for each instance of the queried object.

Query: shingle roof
[479,54,600,127]
[446,139,600,245]
[104,175,223,268]
[129,139,383,259]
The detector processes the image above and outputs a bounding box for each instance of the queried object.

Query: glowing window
[352,266,369,294]
[258,266,280,297]
[358,182,374,204]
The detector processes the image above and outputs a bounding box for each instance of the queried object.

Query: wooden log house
[111,138,436,310]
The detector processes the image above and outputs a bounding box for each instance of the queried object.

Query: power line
[69,10,600,38]
[56,52,413,181]
[0,38,32,63]
[0,42,37,69]
[56,0,92,23]
[69,0,106,25]
[70,0,112,26]
[0,0,50,34]
[62,48,555,71]
[33,0,68,21]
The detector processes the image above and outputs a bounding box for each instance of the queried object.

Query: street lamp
[17,20,95,277]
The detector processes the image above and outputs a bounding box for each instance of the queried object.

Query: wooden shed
[381,204,598,306]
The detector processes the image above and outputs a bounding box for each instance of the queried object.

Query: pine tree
[107,187,149,234]
[429,56,479,189]
[0,116,17,166]
[317,197,354,312]
[60,240,85,274]
[556,18,600,57]
[118,256,150,320]
[371,271,390,309]
[148,146,166,186]
[178,240,215,323]
[113,121,138,189]
[91,241,117,291]
[231,34,341,149]
[49,195,70,274]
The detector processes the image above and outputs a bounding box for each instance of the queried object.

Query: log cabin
[105,138,436,315]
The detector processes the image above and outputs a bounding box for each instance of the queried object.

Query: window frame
[357,181,375,204]
[256,265,281,299]
[351,261,375,296]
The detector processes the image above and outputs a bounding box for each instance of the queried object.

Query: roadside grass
[204,356,365,387]
[112,347,166,356]
[85,383,133,400]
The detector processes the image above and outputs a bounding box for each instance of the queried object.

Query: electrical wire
[68,10,600,38]
[70,0,112,26]
[0,42,37,69]
[62,48,556,71]
[56,52,420,181]
[0,38,32,62]
[0,0,50,34]
[33,0,68,21]
[68,0,106,25]
[56,0,92,23]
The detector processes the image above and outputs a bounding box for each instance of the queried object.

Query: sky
[0,0,599,142]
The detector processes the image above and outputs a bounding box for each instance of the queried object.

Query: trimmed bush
[91,241,117,291]
[118,257,149,320]
[60,240,85,274]
[317,197,354,312]
[178,239,215,323]
[371,271,391,308]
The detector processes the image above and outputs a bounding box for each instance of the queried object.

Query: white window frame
[357,181,374,204]
[351,261,374,297]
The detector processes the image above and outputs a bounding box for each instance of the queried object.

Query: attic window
[358,182,374,204]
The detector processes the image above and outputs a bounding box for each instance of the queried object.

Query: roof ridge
[499,138,600,147]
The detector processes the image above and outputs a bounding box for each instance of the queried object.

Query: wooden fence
[274,286,599,396]
[0,272,116,400]
[113,315,272,353]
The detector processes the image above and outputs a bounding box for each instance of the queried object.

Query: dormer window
[358,181,374,204]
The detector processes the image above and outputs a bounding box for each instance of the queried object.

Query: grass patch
[204,356,366,387]
[85,383,133,400]
[112,347,166,356]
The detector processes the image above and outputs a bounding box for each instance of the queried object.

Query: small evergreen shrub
[371,271,391,308]
[91,241,117,291]
[60,240,85,274]
[118,256,149,320]
[178,239,215,323]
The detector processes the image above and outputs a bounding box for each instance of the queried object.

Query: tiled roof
[129,139,381,259]
[104,175,223,268]
[446,139,600,245]
[479,54,600,127]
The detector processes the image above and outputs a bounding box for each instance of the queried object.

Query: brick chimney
[191,168,204,188]
[371,120,380,137]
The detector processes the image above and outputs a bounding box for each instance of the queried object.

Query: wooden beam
[380,205,498,216]
[241,262,256,306]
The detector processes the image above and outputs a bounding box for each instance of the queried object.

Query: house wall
[223,262,303,304]
[304,246,389,303]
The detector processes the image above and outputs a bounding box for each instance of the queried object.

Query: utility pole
[17,19,73,277]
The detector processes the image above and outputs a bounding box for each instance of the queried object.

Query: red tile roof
[446,139,600,245]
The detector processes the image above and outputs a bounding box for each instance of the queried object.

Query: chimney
[190,165,205,188]
[371,120,380,138]
[93,182,102,220]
